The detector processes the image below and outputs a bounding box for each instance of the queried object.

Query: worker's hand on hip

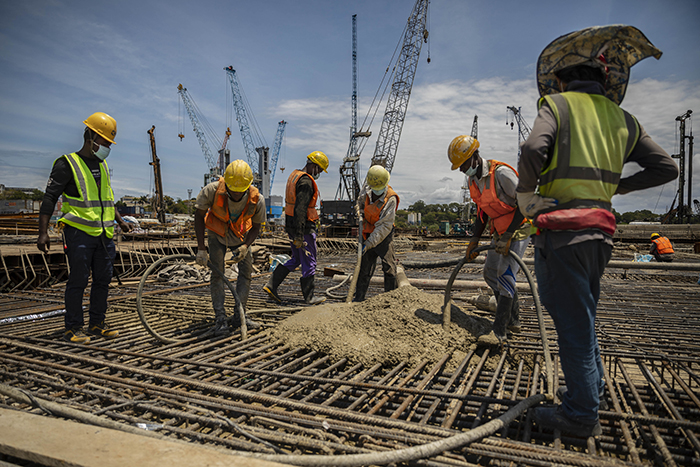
[494,232,513,256]
[195,249,208,267]
[37,233,50,253]
[466,239,480,261]
[293,237,304,249]
[516,192,558,218]
[232,244,249,263]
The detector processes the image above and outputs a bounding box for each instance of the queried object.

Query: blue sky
[1,0,699,215]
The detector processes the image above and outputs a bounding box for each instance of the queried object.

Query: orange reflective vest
[652,236,674,254]
[204,179,260,240]
[284,169,319,222]
[363,186,400,240]
[469,160,523,235]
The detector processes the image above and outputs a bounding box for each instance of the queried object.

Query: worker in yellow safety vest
[37,112,133,344]
[354,165,400,301]
[517,25,678,438]
[195,160,265,336]
[650,233,674,262]
[263,151,329,305]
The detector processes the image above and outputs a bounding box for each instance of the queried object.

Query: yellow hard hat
[307,151,329,173]
[366,165,390,190]
[448,135,479,171]
[224,159,254,192]
[650,233,660,240]
[83,112,117,144]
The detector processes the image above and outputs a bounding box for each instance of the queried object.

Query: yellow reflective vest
[58,153,115,238]
[538,92,640,209]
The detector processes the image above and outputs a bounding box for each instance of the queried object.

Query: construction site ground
[1,235,699,467]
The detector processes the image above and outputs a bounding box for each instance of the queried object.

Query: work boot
[263,265,290,303]
[556,386,609,411]
[230,311,262,330]
[301,275,326,305]
[384,273,398,293]
[532,405,602,437]
[212,310,230,337]
[508,291,521,333]
[87,321,119,340]
[64,328,91,344]
[492,295,513,341]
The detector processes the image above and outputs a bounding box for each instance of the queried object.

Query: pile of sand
[272,286,495,368]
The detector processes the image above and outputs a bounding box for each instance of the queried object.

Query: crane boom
[269,120,287,191]
[225,66,260,176]
[371,0,429,173]
[177,84,218,174]
[506,106,532,163]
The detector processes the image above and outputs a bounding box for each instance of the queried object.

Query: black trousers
[354,230,398,302]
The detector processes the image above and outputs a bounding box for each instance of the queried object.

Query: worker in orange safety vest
[650,233,674,262]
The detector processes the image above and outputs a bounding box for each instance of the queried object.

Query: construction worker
[37,112,132,344]
[354,165,400,302]
[448,135,531,344]
[263,151,329,305]
[517,26,678,437]
[650,233,674,262]
[195,160,265,336]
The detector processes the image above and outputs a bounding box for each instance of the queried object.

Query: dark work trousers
[354,229,398,302]
[63,225,115,330]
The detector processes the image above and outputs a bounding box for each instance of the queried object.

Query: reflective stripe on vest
[652,236,674,254]
[59,153,115,238]
[538,92,639,208]
[469,161,520,235]
[204,179,260,240]
[284,169,319,221]
[363,186,400,239]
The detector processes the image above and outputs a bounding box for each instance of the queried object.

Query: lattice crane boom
[177,84,218,174]
[225,66,260,176]
[506,106,532,162]
[270,120,287,191]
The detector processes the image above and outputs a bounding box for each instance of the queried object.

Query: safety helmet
[83,112,117,144]
[650,233,660,240]
[224,159,254,192]
[448,135,479,171]
[307,151,329,173]
[366,165,390,190]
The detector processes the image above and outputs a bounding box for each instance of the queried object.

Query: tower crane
[147,126,166,224]
[506,106,531,164]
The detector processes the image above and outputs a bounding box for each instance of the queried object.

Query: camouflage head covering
[537,25,662,105]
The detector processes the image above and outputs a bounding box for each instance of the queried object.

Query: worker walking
[37,112,132,344]
[195,160,265,336]
[517,25,678,437]
[354,165,400,302]
[448,135,531,343]
[263,151,329,305]
[650,233,674,262]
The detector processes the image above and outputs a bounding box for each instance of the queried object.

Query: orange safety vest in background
[469,160,523,235]
[205,179,260,240]
[652,236,674,254]
[363,186,400,240]
[284,169,319,222]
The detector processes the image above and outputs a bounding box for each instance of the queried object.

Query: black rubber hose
[401,257,463,268]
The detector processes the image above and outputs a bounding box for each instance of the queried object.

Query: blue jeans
[63,226,115,330]
[535,235,610,423]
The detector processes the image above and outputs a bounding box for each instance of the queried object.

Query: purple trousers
[282,232,317,278]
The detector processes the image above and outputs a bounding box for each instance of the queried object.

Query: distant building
[0,185,39,196]
[407,212,422,225]
[1,199,41,214]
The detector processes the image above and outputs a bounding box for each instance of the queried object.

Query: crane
[671,110,693,223]
[506,106,532,164]
[177,83,224,186]
[147,126,166,224]
[270,120,287,192]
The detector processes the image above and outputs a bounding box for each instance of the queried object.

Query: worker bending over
[264,151,329,305]
[517,25,678,437]
[37,112,132,344]
[354,165,400,302]
[650,233,674,262]
[448,135,530,343]
[195,160,264,336]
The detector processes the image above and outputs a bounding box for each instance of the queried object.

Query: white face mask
[465,165,478,177]
[93,143,111,161]
[372,187,386,196]
[313,172,321,180]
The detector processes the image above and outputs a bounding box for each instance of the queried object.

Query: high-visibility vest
[204,179,260,240]
[538,92,639,209]
[58,153,115,238]
[652,236,674,254]
[363,186,400,240]
[469,160,523,235]
[284,169,319,222]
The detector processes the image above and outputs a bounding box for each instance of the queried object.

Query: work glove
[466,239,480,261]
[195,249,208,267]
[293,237,304,249]
[494,231,513,256]
[516,192,558,219]
[231,244,249,263]
[361,243,368,255]
[354,204,362,220]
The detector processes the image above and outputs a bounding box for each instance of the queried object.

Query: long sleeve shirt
[357,187,397,250]
[40,153,102,215]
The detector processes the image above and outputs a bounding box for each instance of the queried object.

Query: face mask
[313,172,321,180]
[372,187,386,196]
[93,143,111,161]
[465,165,478,177]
